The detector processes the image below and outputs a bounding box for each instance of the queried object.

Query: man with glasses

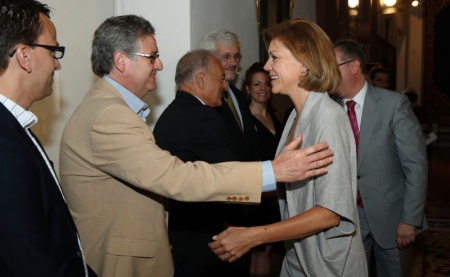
[0,0,96,276]
[333,39,427,277]
[60,15,334,276]
[201,30,260,163]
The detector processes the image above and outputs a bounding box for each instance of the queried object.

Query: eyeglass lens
[222,53,242,62]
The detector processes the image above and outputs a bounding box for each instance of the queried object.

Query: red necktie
[346,100,363,207]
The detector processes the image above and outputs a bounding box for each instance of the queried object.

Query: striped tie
[346,100,363,207]
[346,100,360,148]
[223,90,243,133]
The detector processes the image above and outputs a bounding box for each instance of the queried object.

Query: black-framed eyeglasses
[337,60,355,67]
[221,53,242,62]
[134,52,160,64]
[9,43,65,59]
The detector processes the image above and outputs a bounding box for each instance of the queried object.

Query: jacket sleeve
[391,94,428,227]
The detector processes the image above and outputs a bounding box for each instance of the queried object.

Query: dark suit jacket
[153,91,244,267]
[216,85,260,161]
[0,104,93,276]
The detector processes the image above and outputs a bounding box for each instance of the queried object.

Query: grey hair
[91,15,155,77]
[201,30,240,52]
[175,49,216,87]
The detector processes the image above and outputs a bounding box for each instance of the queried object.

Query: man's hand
[271,134,333,183]
[396,222,416,250]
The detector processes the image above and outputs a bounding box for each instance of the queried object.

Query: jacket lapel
[358,85,381,168]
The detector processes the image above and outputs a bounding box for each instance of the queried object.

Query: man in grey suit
[333,39,428,277]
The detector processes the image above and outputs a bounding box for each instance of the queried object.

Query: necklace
[252,113,267,118]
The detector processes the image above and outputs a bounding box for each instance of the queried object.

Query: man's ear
[352,60,361,75]
[196,72,206,90]
[113,51,128,73]
[16,45,32,73]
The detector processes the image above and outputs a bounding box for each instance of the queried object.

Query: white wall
[31,0,114,174]
[116,0,191,126]
[190,0,259,89]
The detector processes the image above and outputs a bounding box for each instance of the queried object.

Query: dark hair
[91,15,155,77]
[366,62,382,76]
[241,62,268,92]
[263,18,340,93]
[175,49,215,87]
[241,61,275,109]
[334,39,367,74]
[0,0,51,75]
[369,67,389,81]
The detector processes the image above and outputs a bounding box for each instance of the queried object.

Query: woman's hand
[209,206,340,262]
[209,226,262,263]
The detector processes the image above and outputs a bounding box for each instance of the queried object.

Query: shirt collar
[103,75,150,121]
[344,81,368,107]
[193,95,205,105]
[0,94,38,129]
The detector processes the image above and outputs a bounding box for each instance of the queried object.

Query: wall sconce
[411,0,423,8]
[383,0,397,7]
[348,0,359,17]
[380,0,398,14]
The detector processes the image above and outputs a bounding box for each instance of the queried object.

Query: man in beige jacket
[60,15,333,277]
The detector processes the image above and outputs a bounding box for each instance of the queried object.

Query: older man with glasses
[201,30,259,163]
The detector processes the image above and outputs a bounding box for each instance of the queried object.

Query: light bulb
[411,0,419,7]
[348,0,359,8]
[383,0,397,7]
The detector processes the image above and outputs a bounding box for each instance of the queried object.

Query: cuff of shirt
[262,161,276,192]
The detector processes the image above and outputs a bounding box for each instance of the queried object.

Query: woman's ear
[300,67,309,76]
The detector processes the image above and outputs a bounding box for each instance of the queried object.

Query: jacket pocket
[107,236,157,258]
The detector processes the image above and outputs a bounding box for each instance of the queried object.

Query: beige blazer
[59,78,262,277]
